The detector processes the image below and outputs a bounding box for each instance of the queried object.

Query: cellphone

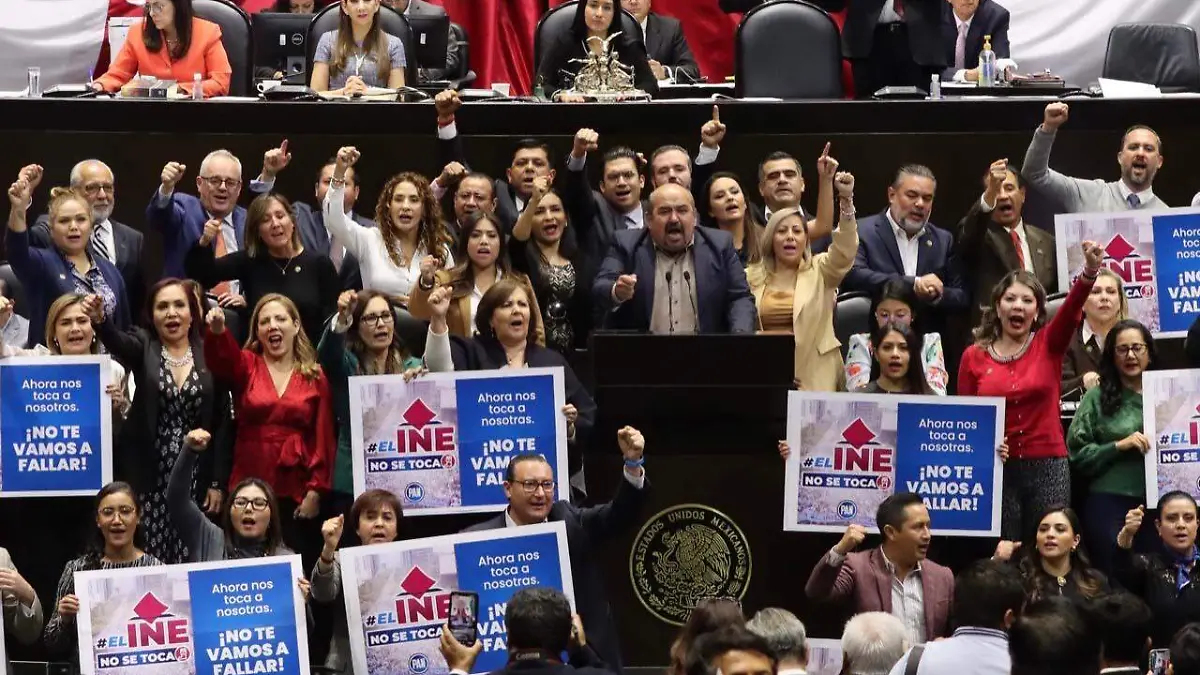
[448,591,479,647]
[1150,648,1170,675]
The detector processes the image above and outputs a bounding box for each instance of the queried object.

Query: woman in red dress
[959,241,1104,539]
[204,292,334,567]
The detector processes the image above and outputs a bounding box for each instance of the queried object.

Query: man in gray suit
[1022,102,1167,213]
[0,546,43,646]
[381,0,462,83]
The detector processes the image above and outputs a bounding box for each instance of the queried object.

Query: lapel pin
[294,266,301,273]
[59,274,66,280]
[924,240,932,247]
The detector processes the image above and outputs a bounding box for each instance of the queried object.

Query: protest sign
[785,392,1004,537]
[76,556,309,675]
[0,355,113,497]
[350,368,567,516]
[340,521,574,675]
[806,639,842,675]
[1056,207,1200,337]
[1143,369,1200,504]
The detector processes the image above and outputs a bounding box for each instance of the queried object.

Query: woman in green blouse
[1067,318,1158,575]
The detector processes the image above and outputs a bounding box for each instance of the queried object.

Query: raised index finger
[821,142,830,158]
[280,139,289,154]
[711,104,720,123]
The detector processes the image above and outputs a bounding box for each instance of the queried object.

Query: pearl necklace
[162,345,194,368]
[987,331,1033,364]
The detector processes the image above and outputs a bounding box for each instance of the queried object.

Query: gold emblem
[629,504,751,626]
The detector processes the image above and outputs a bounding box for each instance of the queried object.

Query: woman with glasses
[91,0,232,98]
[1067,318,1157,574]
[844,279,948,395]
[186,192,339,343]
[1061,269,1127,400]
[43,482,162,662]
[6,166,133,346]
[317,287,454,525]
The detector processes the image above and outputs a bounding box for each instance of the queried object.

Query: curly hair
[1098,319,1156,416]
[375,172,454,270]
[973,270,1048,346]
[243,293,322,381]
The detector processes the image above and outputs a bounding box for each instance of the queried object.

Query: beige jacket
[0,546,43,645]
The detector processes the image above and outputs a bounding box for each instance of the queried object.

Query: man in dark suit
[620,0,700,83]
[381,0,462,82]
[30,160,145,320]
[805,492,956,643]
[648,106,725,213]
[562,130,650,264]
[941,0,1011,82]
[843,0,946,98]
[463,426,649,672]
[953,158,1055,328]
[593,183,757,334]
[843,164,967,312]
[434,90,555,234]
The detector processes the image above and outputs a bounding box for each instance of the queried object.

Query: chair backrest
[307,3,418,86]
[735,0,843,99]
[532,0,644,84]
[834,292,873,358]
[449,22,469,81]
[1103,23,1200,92]
[192,0,253,96]
[0,264,29,320]
[395,308,428,359]
[1045,291,1067,324]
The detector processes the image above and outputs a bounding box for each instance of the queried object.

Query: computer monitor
[406,12,450,70]
[252,12,311,79]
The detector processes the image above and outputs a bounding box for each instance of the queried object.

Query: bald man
[593,183,756,334]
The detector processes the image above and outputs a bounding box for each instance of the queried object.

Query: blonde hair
[1089,268,1129,321]
[243,293,322,381]
[44,293,98,355]
[47,187,92,227]
[745,207,810,287]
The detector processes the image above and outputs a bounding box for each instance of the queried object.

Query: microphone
[683,270,698,334]
[665,270,675,334]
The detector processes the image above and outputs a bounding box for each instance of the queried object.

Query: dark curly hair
[375,172,454,271]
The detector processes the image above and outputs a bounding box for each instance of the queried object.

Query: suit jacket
[952,200,1055,326]
[293,201,371,291]
[147,190,247,279]
[408,0,463,83]
[843,212,968,310]
[805,546,954,641]
[95,18,232,97]
[98,323,233,501]
[560,159,653,267]
[437,132,524,235]
[940,0,1011,79]
[843,0,946,66]
[0,546,43,646]
[32,214,146,320]
[643,13,700,83]
[1061,327,1103,401]
[592,227,757,334]
[462,476,649,671]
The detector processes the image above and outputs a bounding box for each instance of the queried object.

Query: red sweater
[958,275,1093,460]
[205,328,335,502]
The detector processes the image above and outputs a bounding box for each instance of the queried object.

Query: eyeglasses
[99,505,136,518]
[515,479,555,494]
[146,1,170,14]
[82,182,114,196]
[360,312,394,326]
[201,176,241,190]
[1116,343,1148,356]
[232,497,271,511]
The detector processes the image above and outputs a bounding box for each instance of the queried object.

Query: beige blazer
[0,546,43,645]
[748,217,858,391]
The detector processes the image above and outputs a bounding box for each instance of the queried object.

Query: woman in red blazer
[92,0,232,98]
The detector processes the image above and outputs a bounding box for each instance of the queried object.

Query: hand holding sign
[778,440,791,460]
[58,593,80,620]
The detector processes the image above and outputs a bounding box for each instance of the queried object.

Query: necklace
[987,331,1033,363]
[161,345,194,368]
[274,252,298,275]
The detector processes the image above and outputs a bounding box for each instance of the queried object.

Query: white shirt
[885,209,924,277]
[881,549,927,647]
[155,187,241,294]
[878,0,903,23]
[638,16,674,83]
[1081,319,1105,351]
[1116,180,1156,208]
[977,194,1033,273]
[468,270,503,336]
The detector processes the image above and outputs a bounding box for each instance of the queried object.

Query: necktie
[1126,193,1141,209]
[89,223,111,262]
[211,222,232,297]
[954,23,967,70]
[1008,228,1026,271]
[893,0,905,19]
[329,231,344,273]
[624,215,638,230]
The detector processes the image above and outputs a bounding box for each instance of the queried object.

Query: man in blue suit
[844,164,966,311]
[592,183,757,334]
[941,0,1011,82]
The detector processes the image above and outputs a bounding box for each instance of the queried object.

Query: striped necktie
[90,222,111,263]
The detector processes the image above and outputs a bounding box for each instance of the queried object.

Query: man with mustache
[30,160,146,320]
[592,182,757,334]
[1022,102,1167,212]
[954,158,1056,327]
[844,165,966,311]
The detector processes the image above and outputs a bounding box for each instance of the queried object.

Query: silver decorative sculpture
[559,31,651,101]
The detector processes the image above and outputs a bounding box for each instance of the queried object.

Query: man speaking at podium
[593,183,757,334]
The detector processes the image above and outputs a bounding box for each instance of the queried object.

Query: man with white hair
[747,608,808,675]
[841,612,908,675]
[31,159,145,319]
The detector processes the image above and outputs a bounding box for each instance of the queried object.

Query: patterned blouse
[844,331,949,395]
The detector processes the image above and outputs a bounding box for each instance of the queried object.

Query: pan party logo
[629,504,751,626]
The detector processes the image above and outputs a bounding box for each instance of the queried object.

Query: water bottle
[978,35,996,87]
[929,73,941,100]
[192,72,203,100]
[533,75,546,101]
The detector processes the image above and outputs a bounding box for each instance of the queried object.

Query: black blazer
[1061,327,1103,401]
[293,201,371,291]
[843,0,945,65]
[462,475,649,672]
[98,323,234,501]
[560,159,650,267]
[843,212,968,310]
[537,29,659,98]
[643,13,699,82]
[940,0,1010,79]
[952,200,1056,326]
[437,132,526,235]
[31,215,146,320]
[509,235,595,352]
[591,227,758,334]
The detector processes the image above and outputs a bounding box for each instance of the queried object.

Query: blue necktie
[1127,193,1141,209]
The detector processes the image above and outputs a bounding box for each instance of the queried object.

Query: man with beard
[844,164,967,312]
[954,158,1056,327]
[592,183,757,334]
[805,492,955,644]
[1023,102,1167,212]
[31,160,145,319]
